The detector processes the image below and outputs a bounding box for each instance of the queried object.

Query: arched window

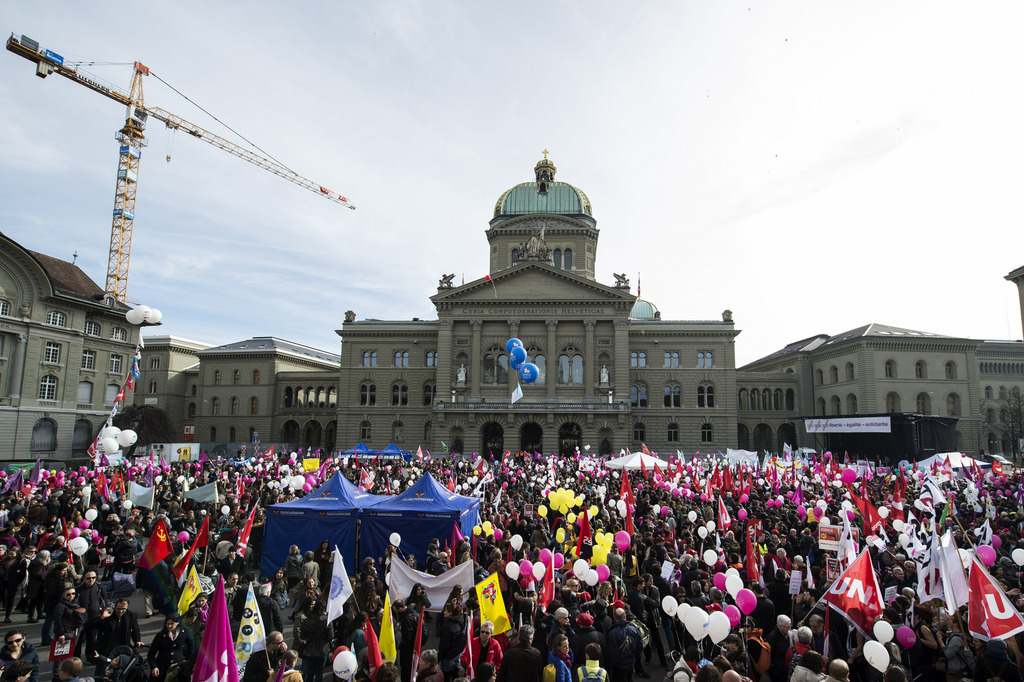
[785,389,795,410]
[284,387,293,407]
[762,389,771,409]
[394,351,409,367]
[46,311,67,327]
[360,421,371,440]
[426,351,437,367]
[697,384,715,408]
[363,351,377,367]
[847,394,858,414]
[361,384,376,406]
[630,385,648,408]
[831,396,841,415]
[391,383,408,406]
[483,350,505,384]
[230,397,239,415]
[72,419,93,452]
[111,327,127,341]
[210,426,217,442]
[38,375,58,401]
[667,423,679,442]
[253,370,260,384]
[631,351,647,368]
[886,392,900,413]
[0,300,11,317]
[233,370,241,385]
[915,361,926,379]
[188,402,197,418]
[664,352,679,368]
[31,418,57,452]
[884,360,896,378]
[633,422,646,442]
[214,370,221,386]
[664,385,681,408]
[816,369,824,385]
[563,249,572,270]
[250,397,258,415]
[701,424,713,443]
[829,366,838,383]
[846,363,855,381]
[534,354,546,385]
[817,398,826,416]
[211,398,220,415]
[552,249,562,269]
[698,351,713,368]
[985,386,993,399]
[738,389,748,411]
[558,351,583,384]
[947,393,961,417]
[423,383,435,405]
[945,362,957,380]
[773,389,782,410]
[916,393,930,414]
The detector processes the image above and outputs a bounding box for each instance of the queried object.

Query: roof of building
[629,297,659,320]
[493,157,592,217]
[198,336,339,365]
[746,323,956,365]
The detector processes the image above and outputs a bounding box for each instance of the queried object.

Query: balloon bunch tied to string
[507,337,539,385]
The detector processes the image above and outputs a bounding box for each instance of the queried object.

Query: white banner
[183,481,219,504]
[804,417,891,433]
[387,558,475,613]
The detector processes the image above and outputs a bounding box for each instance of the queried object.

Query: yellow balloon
[594,531,605,546]
[567,512,576,524]
[473,525,482,536]
[555,528,566,543]
[558,505,569,515]
[601,533,614,549]
[574,495,584,508]
[482,521,493,534]
[592,545,608,565]
[548,490,558,502]
[538,505,548,517]
[589,505,599,519]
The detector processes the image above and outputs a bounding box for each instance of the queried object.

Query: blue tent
[377,443,411,462]
[340,443,377,457]
[260,472,388,577]
[359,472,481,567]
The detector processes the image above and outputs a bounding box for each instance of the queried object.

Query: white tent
[917,451,989,472]
[604,451,668,470]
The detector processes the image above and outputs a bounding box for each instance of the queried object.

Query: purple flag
[1,471,22,495]
[29,459,40,485]
[192,576,239,682]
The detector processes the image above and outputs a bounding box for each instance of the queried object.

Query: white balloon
[684,607,709,640]
[873,620,894,645]
[819,517,830,526]
[506,563,520,580]
[122,500,133,510]
[697,527,708,539]
[706,521,716,533]
[584,570,599,587]
[817,499,827,508]
[725,574,744,599]
[390,533,402,547]
[703,549,718,566]
[125,307,145,325]
[510,534,523,550]
[221,505,231,515]
[533,561,547,581]
[1013,548,1024,567]
[899,534,911,548]
[145,308,163,324]
[877,507,890,519]
[652,505,661,516]
[155,475,163,485]
[574,559,589,576]
[676,602,691,623]
[100,426,122,440]
[892,520,904,532]
[725,568,740,579]
[333,651,358,680]
[687,511,698,523]
[116,429,138,447]
[863,640,890,673]
[959,548,972,569]
[662,595,678,617]
[68,537,90,556]
[708,611,731,644]
[85,509,99,522]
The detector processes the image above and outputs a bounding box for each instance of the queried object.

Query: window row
[980,362,1024,375]
[358,420,433,443]
[630,351,715,368]
[209,396,261,416]
[738,388,796,411]
[79,349,126,374]
[880,359,958,380]
[984,385,1021,400]
[360,383,436,406]
[879,391,962,416]
[283,386,337,408]
[629,384,716,407]
[74,381,126,405]
[632,422,714,443]
[361,351,438,368]
[208,426,261,443]
[213,370,262,386]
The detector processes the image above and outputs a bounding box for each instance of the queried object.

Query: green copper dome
[493,155,593,217]
[630,298,660,320]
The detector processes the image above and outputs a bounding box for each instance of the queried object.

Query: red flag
[410,605,424,682]
[363,618,383,679]
[967,554,1024,641]
[447,476,456,493]
[173,529,202,582]
[639,453,648,479]
[360,468,374,491]
[96,470,109,501]
[745,525,761,585]
[464,612,475,679]
[138,519,174,570]
[236,503,259,557]
[620,471,635,506]
[821,548,884,636]
[848,487,883,535]
[195,514,210,548]
[576,506,593,560]
[718,496,731,530]
[993,460,1004,477]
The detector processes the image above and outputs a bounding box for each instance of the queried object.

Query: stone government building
[3,158,1024,459]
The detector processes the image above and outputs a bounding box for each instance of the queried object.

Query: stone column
[470,321,482,399]
[584,320,595,399]
[613,320,629,404]
[546,320,558,401]
[7,334,26,401]
[436,320,453,403]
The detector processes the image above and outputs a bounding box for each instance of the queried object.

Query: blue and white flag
[327,546,354,624]
[511,383,523,404]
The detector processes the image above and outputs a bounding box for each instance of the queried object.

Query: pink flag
[191,576,239,682]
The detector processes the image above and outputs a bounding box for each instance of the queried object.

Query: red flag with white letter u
[821,548,884,637]
[967,554,1024,641]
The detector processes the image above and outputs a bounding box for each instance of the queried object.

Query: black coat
[147,629,196,682]
[573,626,607,669]
[53,598,88,638]
[750,596,776,633]
[437,613,467,663]
[606,620,642,671]
[0,641,40,682]
[95,609,142,655]
[496,643,542,682]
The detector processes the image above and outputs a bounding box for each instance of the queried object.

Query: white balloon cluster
[98,426,138,454]
[125,305,163,325]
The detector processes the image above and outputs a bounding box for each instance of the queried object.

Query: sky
[2,2,1023,367]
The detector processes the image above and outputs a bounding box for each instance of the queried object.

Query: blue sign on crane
[43,49,63,65]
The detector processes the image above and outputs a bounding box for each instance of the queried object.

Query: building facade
[0,232,140,460]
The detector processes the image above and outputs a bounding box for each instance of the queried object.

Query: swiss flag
[993,460,1004,477]
[968,554,1024,641]
[821,548,884,636]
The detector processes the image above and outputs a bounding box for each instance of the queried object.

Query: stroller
[101,645,150,682]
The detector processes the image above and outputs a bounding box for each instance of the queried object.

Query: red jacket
[461,635,504,672]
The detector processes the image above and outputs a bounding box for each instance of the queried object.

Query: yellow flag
[380,592,397,663]
[475,572,511,636]
[302,458,320,473]
[178,565,201,615]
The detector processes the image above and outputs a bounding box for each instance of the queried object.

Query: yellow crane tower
[6,32,355,302]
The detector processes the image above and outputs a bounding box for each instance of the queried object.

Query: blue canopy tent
[359,472,481,567]
[260,472,388,577]
[340,443,377,458]
[377,443,411,463]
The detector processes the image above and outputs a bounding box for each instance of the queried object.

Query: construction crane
[6,33,355,302]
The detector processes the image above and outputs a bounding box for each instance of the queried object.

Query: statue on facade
[600,365,609,384]
[457,364,466,383]
[517,224,551,261]
[344,310,356,322]
[438,273,455,288]
[613,273,630,289]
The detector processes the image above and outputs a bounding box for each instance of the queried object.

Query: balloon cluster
[98,426,138,455]
[125,305,162,325]
[506,338,539,383]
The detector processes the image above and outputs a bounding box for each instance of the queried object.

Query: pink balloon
[77,477,85,485]
[519,559,533,577]
[738,509,748,521]
[977,545,997,566]
[992,535,1002,549]
[797,505,806,516]
[700,493,707,502]
[302,483,312,492]
[615,531,631,551]
[736,588,757,615]
[596,564,610,582]
[813,506,824,519]
[91,530,100,540]
[846,510,856,521]
[493,529,503,542]
[766,500,775,508]
[724,604,742,627]
[553,553,565,569]
[69,528,81,539]
[672,489,681,498]
[714,572,727,591]
[178,531,190,543]
[78,519,90,530]
[842,468,858,484]
[739,494,749,504]
[896,626,916,648]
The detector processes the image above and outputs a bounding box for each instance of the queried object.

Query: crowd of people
[0,448,1019,682]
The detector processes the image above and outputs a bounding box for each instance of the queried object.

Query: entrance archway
[777,423,797,452]
[520,422,542,454]
[482,422,504,457]
[753,423,773,453]
[558,422,582,457]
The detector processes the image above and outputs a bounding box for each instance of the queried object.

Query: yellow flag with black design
[178,565,201,615]
[475,572,511,636]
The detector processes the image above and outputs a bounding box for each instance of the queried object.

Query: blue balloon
[505,338,523,353]
[520,362,540,383]
[510,346,528,369]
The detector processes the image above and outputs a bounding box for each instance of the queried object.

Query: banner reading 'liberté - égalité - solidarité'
[803,417,891,434]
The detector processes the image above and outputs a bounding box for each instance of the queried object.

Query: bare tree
[982,387,1024,462]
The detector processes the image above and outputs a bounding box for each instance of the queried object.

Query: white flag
[511,383,523,404]
[938,530,969,612]
[327,546,354,624]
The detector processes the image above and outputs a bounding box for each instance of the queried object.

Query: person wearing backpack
[577,643,608,682]
[938,613,974,682]
[973,639,1023,682]
[607,607,643,682]
[545,634,574,682]
[743,625,772,682]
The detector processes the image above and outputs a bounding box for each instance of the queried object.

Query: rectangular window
[44,342,61,364]
[150,358,161,370]
[82,350,96,370]
[39,376,58,401]
[77,381,93,404]
[149,380,158,394]
[110,355,123,374]
[0,300,10,316]
[363,351,377,367]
